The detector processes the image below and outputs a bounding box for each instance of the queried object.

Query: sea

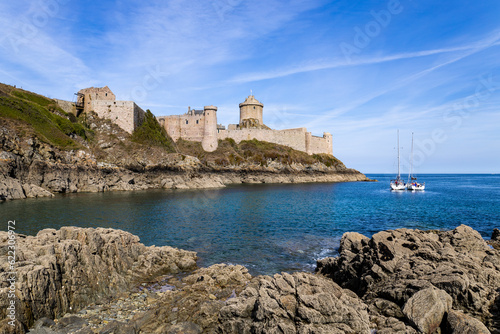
[2,174,499,276]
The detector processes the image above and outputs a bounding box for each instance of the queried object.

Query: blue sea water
[2,174,499,275]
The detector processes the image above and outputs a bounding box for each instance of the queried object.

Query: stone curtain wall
[217,128,333,155]
[92,101,145,134]
[309,133,333,155]
[218,128,309,153]
[156,94,332,155]
[158,107,218,152]
[159,114,206,142]
[158,116,181,141]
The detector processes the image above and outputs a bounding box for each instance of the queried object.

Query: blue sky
[1,0,499,173]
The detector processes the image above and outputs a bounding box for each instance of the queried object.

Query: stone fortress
[58,87,333,155]
[158,94,333,155]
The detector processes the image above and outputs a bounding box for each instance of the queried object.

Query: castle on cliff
[60,87,332,155]
[157,95,333,155]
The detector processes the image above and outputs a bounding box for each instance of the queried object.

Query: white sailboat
[407,132,425,191]
[390,130,406,190]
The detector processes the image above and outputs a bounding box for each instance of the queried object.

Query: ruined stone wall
[78,86,115,114]
[91,100,145,134]
[54,99,76,116]
[158,116,181,141]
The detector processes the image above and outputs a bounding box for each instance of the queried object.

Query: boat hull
[407,183,425,191]
[390,182,406,191]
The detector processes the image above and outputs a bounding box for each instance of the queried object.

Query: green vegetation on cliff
[130,109,176,152]
[177,138,346,168]
[0,84,89,149]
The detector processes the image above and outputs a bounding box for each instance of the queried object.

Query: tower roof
[239,95,263,108]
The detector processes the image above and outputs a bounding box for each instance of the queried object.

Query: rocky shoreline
[0,116,370,201]
[1,225,499,333]
[0,153,370,201]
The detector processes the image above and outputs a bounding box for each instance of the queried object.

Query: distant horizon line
[365,173,498,175]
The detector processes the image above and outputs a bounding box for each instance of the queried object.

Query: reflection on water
[1,174,499,275]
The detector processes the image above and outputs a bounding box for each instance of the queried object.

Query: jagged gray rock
[444,310,491,334]
[133,264,251,333]
[402,287,452,333]
[5,224,497,334]
[316,225,500,333]
[0,227,197,331]
[217,272,372,334]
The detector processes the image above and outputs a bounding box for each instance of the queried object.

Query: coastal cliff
[1,225,498,333]
[0,83,369,201]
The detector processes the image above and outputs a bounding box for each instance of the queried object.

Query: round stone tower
[202,105,218,152]
[239,95,264,127]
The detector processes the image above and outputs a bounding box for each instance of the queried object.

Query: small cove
[3,174,499,275]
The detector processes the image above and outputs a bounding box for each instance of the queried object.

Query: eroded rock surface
[317,224,500,333]
[2,225,498,333]
[0,227,197,331]
[217,271,372,334]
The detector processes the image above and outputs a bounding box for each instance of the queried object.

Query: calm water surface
[2,174,499,275]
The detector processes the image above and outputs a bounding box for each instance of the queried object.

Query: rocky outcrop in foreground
[317,224,500,333]
[1,225,498,333]
[0,227,197,332]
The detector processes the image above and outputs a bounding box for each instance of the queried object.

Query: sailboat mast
[410,132,414,179]
[397,129,400,178]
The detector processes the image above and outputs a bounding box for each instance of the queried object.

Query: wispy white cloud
[228,33,500,84]
[302,32,500,131]
[0,1,92,96]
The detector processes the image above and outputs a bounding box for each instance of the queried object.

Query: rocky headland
[0,83,369,201]
[1,225,499,333]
